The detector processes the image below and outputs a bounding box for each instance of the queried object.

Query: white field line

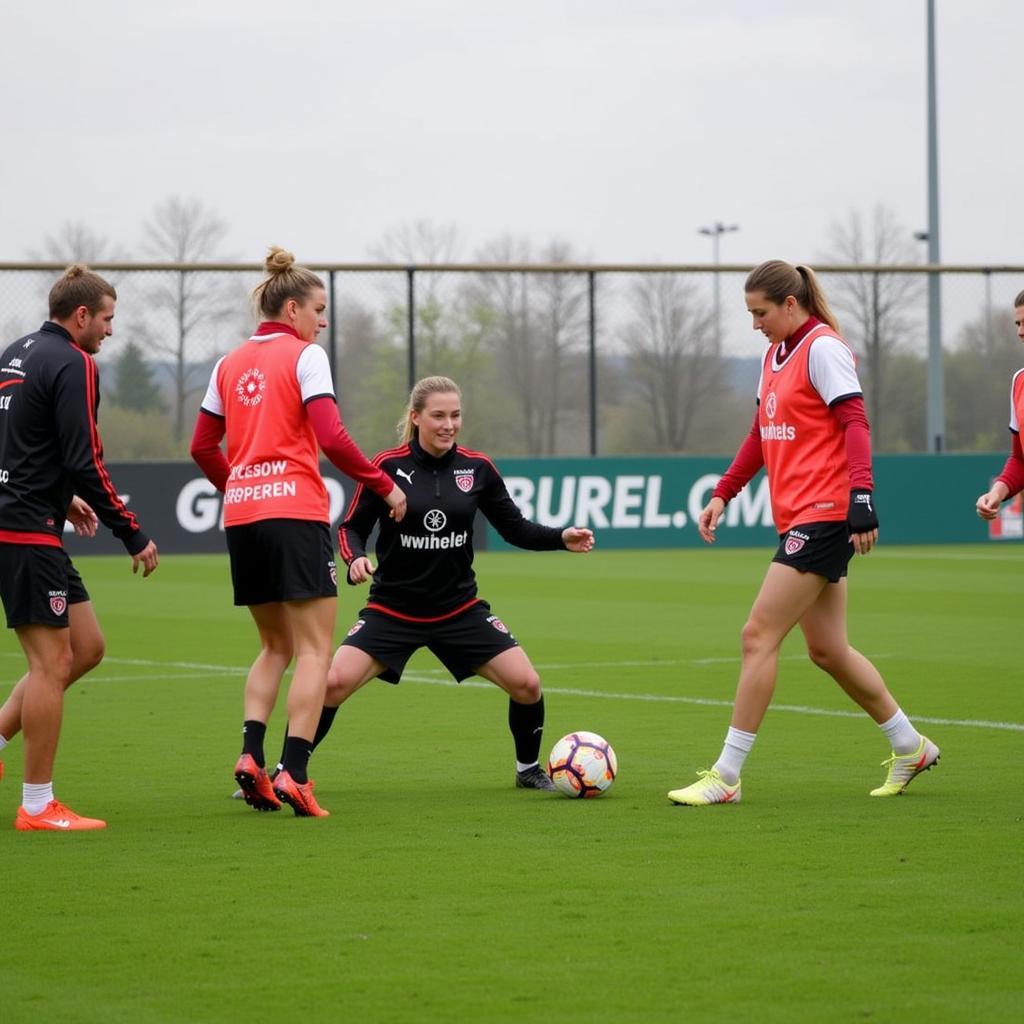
[1,652,1021,733]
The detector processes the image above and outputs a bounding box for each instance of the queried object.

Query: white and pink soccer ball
[547,731,617,798]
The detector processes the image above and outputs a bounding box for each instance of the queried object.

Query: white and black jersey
[338,437,564,619]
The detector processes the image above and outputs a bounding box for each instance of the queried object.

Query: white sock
[879,710,921,755]
[0,733,8,752]
[713,727,756,785]
[516,760,539,773]
[22,782,54,816]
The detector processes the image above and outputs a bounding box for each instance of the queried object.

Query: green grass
[1,546,1021,1023]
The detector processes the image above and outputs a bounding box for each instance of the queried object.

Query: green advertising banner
[487,453,1015,549]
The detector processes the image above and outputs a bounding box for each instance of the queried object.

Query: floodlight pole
[925,0,945,452]
[698,221,740,351]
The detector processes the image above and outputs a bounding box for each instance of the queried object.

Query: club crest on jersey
[347,619,365,636]
[784,529,810,556]
[455,473,474,493]
[48,591,67,616]
[487,615,509,635]
[764,392,778,419]
[235,368,266,407]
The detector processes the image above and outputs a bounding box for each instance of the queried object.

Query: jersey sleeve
[200,356,226,417]
[479,461,565,551]
[306,397,393,498]
[54,355,149,554]
[808,336,863,407]
[296,345,336,404]
[336,477,384,570]
[996,430,1024,497]
[713,408,764,503]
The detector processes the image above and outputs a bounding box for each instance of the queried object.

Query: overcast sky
[1,1,1019,269]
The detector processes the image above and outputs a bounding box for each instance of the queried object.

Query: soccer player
[285,375,594,792]
[668,260,939,806]
[975,289,1024,521]
[190,247,406,817]
[0,264,159,831]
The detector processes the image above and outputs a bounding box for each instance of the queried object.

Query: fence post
[406,266,416,391]
[328,268,338,386]
[588,270,598,456]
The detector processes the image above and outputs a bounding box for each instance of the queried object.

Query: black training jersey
[0,322,148,553]
[338,437,564,619]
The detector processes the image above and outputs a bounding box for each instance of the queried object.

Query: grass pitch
[1,546,1021,1023]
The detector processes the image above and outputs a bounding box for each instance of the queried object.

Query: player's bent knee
[740,619,770,655]
[325,673,357,705]
[76,637,106,676]
[512,673,542,704]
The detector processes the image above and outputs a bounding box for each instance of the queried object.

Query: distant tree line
[24,200,1022,462]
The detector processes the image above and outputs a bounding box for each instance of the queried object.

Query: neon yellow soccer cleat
[870,736,940,796]
[668,768,741,806]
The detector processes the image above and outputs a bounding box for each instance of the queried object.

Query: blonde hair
[398,376,461,442]
[1015,288,1024,308]
[252,246,324,320]
[745,260,839,333]
[48,264,117,320]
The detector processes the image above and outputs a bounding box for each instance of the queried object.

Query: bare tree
[138,197,239,440]
[369,220,461,266]
[461,236,588,454]
[819,205,922,448]
[946,303,1022,450]
[622,273,720,451]
[27,221,128,262]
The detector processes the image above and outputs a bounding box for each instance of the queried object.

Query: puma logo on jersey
[396,468,414,485]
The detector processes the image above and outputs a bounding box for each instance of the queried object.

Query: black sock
[313,706,340,750]
[276,722,289,772]
[508,695,545,765]
[282,736,314,785]
[277,707,339,769]
[242,720,267,768]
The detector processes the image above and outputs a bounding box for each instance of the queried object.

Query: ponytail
[745,260,839,332]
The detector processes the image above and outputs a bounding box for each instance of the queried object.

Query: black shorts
[771,520,853,583]
[340,600,520,683]
[225,519,337,606]
[0,544,90,629]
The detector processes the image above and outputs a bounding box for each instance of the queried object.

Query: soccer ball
[547,731,617,798]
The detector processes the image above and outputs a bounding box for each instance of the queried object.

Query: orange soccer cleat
[15,799,107,831]
[272,770,330,817]
[234,753,282,811]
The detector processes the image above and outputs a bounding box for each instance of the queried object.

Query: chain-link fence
[2,262,1021,459]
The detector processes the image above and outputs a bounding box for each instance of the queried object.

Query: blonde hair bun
[264,246,296,275]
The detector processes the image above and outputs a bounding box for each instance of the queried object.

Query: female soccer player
[191,247,406,817]
[975,289,1024,521]
[668,260,939,806]
[297,375,594,791]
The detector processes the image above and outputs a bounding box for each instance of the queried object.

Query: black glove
[847,489,878,533]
